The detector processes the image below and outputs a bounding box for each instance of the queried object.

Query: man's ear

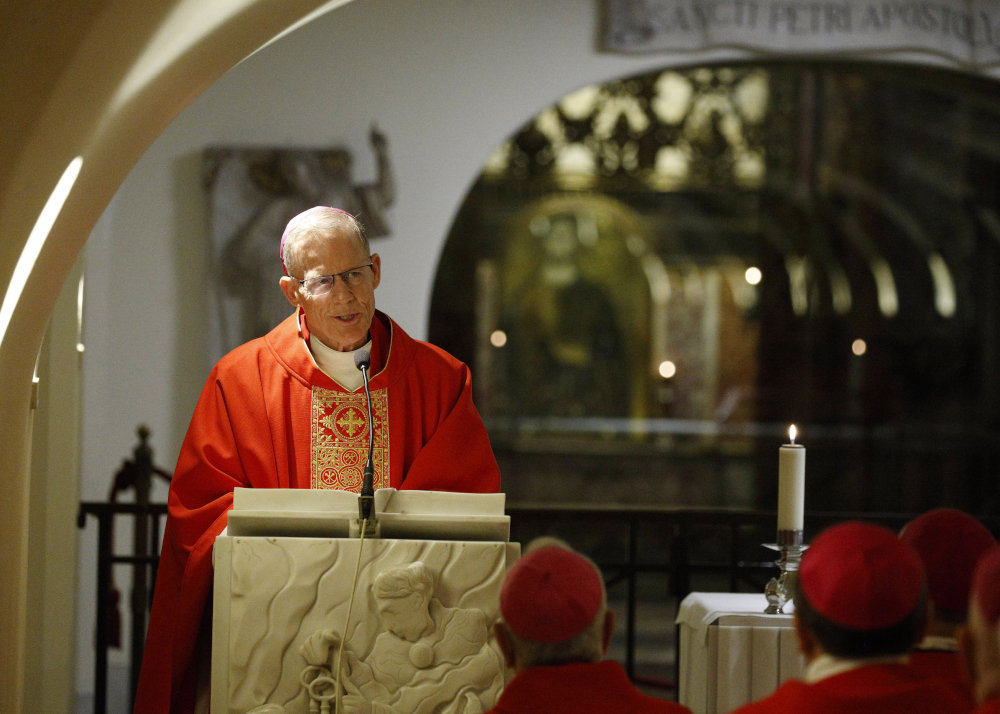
[493,622,518,671]
[601,609,616,655]
[794,610,821,664]
[280,276,303,308]
[370,253,381,290]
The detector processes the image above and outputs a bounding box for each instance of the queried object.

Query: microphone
[354,349,376,526]
[353,348,371,372]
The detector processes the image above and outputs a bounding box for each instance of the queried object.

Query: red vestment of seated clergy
[486,661,692,714]
[909,647,976,712]
[134,310,501,714]
[731,663,972,714]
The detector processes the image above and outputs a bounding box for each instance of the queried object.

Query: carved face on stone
[375,591,431,642]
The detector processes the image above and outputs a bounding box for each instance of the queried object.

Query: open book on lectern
[212,488,518,714]
[225,487,510,541]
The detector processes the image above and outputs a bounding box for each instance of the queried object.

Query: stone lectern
[212,488,519,714]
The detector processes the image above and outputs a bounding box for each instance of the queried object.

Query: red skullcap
[279,206,355,276]
[901,508,996,612]
[500,547,603,644]
[800,522,924,630]
[972,545,1000,623]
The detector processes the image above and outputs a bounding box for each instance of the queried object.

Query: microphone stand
[357,354,377,536]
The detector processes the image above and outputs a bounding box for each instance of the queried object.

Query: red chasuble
[732,663,971,714]
[909,648,976,712]
[486,661,691,714]
[135,310,500,714]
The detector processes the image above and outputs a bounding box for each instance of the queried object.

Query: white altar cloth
[676,593,804,714]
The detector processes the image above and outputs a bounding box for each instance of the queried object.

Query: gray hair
[503,537,609,669]
[372,562,434,600]
[505,603,608,669]
[281,208,369,277]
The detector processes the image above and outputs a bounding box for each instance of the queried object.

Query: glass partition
[429,62,1000,517]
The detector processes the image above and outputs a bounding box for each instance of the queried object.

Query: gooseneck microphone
[354,348,376,525]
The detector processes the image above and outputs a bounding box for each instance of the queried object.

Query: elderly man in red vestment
[487,539,691,714]
[960,545,1000,714]
[732,522,970,714]
[135,207,500,714]
[901,508,996,709]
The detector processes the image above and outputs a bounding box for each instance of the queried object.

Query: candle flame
[789,424,797,444]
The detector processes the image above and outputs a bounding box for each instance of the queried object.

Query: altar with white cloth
[676,593,805,714]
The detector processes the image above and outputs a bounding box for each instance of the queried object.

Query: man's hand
[342,694,375,714]
[299,629,340,667]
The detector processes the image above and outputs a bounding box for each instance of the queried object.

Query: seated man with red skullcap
[959,545,1000,714]
[732,522,969,714]
[489,540,691,714]
[136,207,501,714]
[902,508,996,708]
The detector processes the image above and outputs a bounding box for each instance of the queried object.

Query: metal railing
[77,501,168,714]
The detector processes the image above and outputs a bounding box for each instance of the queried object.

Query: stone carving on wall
[298,562,498,714]
[219,538,507,714]
[203,125,394,362]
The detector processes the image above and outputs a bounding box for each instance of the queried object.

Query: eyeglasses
[296,263,374,296]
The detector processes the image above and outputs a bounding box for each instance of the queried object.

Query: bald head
[281,207,369,278]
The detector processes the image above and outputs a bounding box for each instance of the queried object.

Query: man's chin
[312,316,372,351]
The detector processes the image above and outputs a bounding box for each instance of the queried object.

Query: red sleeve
[135,367,252,714]
[396,358,501,494]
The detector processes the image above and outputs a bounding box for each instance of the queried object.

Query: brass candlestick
[763,529,806,614]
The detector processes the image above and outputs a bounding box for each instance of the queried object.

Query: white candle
[777,425,805,531]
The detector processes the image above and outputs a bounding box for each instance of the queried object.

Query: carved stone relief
[217,538,509,714]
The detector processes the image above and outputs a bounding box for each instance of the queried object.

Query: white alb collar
[804,652,909,684]
[308,334,372,392]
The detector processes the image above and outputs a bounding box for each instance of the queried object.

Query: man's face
[375,592,429,642]
[279,228,381,352]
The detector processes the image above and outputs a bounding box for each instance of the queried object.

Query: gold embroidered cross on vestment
[310,386,389,491]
